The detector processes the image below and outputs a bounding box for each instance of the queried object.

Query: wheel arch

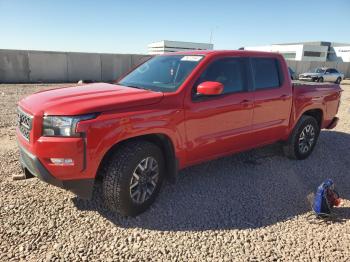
[301,108,323,128]
[96,133,178,183]
[288,107,324,138]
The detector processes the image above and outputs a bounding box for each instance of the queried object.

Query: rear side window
[252,58,282,90]
[196,58,248,94]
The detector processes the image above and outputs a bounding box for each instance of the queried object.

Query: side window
[251,58,281,90]
[331,69,338,73]
[195,58,248,95]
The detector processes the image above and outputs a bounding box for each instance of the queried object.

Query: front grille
[18,108,33,141]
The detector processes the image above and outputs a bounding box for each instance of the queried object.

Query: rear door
[250,57,293,145]
[324,69,334,82]
[184,57,254,164]
[330,69,339,82]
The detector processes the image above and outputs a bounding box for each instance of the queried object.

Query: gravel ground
[0,83,350,261]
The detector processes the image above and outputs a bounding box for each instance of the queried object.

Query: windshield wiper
[118,83,148,90]
[125,85,144,89]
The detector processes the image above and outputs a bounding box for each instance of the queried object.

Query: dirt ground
[0,83,349,261]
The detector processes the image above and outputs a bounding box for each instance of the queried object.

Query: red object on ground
[334,198,341,206]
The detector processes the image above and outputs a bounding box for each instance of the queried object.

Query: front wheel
[335,77,341,84]
[318,77,324,83]
[102,141,164,216]
[283,116,320,160]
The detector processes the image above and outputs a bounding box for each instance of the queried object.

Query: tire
[318,77,324,83]
[335,77,341,84]
[102,141,164,216]
[283,115,320,160]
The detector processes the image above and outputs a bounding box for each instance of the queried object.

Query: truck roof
[161,50,282,57]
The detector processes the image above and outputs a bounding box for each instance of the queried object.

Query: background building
[330,45,350,62]
[148,40,214,54]
[244,41,350,62]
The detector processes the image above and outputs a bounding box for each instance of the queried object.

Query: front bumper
[299,77,316,82]
[19,144,94,199]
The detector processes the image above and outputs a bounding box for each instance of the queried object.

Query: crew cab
[17,51,342,216]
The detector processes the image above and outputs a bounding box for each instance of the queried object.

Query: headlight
[43,114,97,137]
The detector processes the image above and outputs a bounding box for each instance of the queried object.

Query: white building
[244,41,350,62]
[332,46,350,62]
[148,40,213,55]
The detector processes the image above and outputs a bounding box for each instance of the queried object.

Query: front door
[184,57,254,165]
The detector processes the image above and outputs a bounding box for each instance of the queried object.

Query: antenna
[209,26,218,44]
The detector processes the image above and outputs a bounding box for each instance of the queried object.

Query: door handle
[239,99,251,107]
[280,94,289,101]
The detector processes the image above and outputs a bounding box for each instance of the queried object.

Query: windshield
[309,68,325,73]
[118,55,204,92]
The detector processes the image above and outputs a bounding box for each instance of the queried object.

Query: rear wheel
[102,141,164,216]
[318,77,324,83]
[335,77,341,84]
[283,116,320,160]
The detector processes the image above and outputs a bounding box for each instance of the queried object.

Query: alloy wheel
[298,124,316,154]
[129,157,159,204]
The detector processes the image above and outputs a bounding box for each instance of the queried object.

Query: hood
[19,83,164,116]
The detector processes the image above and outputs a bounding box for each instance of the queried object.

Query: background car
[299,67,344,84]
[288,67,297,80]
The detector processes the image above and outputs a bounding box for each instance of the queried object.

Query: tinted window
[330,69,338,73]
[196,58,248,94]
[304,51,324,57]
[252,58,281,90]
[313,68,325,73]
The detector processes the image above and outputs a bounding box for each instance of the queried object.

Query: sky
[1,0,349,54]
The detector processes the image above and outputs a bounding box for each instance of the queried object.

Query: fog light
[50,158,74,166]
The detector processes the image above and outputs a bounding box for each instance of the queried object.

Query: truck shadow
[73,130,350,231]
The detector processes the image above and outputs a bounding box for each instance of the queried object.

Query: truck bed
[292,80,338,87]
[291,80,342,129]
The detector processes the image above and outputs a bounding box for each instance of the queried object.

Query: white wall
[244,44,328,61]
[333,46,350,62]
[148,40,213,54]
[0,49,152,83]
[272,45,304,60]
[244,44,304,60]
[300,45,328,62]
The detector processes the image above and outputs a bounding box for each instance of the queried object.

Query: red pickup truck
[17,50,341,216]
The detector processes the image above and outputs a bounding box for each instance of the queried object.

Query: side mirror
[197,81,224,96]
